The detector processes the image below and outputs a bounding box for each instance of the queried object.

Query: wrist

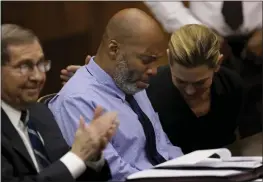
[88,153,102,162]
[70,148,93,162]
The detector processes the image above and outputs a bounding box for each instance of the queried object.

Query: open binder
[126,148,263,182]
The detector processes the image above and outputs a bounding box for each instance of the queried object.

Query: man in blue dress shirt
[48,8,183,181]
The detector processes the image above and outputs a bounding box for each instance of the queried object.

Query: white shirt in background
[144,1,262,36]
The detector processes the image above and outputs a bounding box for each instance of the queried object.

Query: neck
[95,52,115,78]
[184,90,211,106]
[1,98,29,111]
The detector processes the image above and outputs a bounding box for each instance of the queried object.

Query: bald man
[48,8,183,181]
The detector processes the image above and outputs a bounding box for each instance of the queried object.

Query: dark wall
[2,1,189,95]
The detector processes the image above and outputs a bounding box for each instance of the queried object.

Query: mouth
[136,81,149,89]
[25,87,40,94]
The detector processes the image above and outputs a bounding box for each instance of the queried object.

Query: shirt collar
[85,57,126,101]
[1,100,23,127]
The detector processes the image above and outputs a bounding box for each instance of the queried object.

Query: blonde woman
[147,24,244,154]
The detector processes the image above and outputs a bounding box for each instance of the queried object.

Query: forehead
[171,63,214,81]
[7,40,44,64]
[132,31,166,55]
[131,41,166,58]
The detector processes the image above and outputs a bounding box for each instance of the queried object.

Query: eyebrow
[14,56,45,66]
[141,54,163,60]
[176,77,210,83]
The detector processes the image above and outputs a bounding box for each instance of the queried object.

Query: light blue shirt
[48,58,183,181]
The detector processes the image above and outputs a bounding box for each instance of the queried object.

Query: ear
[215,54,223,72]
[108,40,119,60]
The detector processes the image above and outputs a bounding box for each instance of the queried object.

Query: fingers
[60,66,80,84]
[91,111,118,125]
[61,69,68,75]
[93,106,104,120]
[85,55,91,65]
[60,68,73,83]
[90,111,119,140]
[60,69,74,77]
[60,74,71,82]
[98,111,118,125]
[99,124,118,150]
[66,65,82,72]
[106,125,118,140]
[79,115,86,130]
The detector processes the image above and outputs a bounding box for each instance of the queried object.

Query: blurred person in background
[145,1,262,72]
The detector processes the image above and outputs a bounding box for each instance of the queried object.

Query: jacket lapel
[1,109,36,171]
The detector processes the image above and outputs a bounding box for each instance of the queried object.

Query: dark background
[2,1,190,96]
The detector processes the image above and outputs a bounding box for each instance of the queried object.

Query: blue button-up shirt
[48,58,183,181]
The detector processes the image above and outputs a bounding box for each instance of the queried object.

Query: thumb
[85,55,91,65]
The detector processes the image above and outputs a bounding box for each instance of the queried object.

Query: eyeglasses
[6,60,51,76]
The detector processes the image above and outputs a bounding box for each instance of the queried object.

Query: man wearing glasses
[1,24,119,182]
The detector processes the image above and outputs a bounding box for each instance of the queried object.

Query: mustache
[23,83,43,89]
[127,71,149,83]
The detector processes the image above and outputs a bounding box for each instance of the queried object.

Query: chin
[23,95,39,103]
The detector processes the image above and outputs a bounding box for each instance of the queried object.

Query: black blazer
[1,103,111,182]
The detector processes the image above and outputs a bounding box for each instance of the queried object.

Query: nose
[29,66,44,81]
[185,84,196,95]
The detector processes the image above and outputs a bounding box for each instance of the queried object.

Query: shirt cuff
[60,152,87,179]
[85,154,105,172]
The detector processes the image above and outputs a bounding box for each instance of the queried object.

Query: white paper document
[127,169,243,179]
[155,148,262,169]
[127,148,262,180]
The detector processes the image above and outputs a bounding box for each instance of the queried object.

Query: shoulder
[29,103,59,126]
[215,67,244,93]
[29,102,54,118]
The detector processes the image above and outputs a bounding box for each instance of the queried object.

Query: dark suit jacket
[2,103,111,182]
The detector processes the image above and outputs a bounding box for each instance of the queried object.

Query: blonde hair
[168,24,221,68]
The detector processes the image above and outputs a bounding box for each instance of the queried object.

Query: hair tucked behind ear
[168,24,222,68]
